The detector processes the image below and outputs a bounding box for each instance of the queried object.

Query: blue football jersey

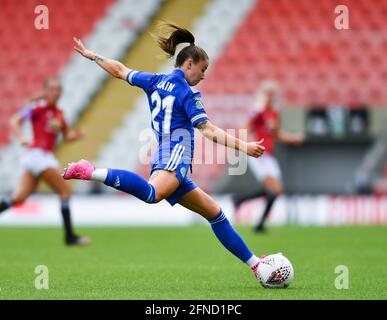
[126,69,208,167]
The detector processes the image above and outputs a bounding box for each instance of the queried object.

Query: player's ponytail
[156,23,208,67]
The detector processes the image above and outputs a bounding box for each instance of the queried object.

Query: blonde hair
[253,80,281,111]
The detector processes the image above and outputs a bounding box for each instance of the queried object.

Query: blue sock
[208,209,253,263]
[104,169,156,203]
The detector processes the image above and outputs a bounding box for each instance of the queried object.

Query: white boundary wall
[1,195,386,227]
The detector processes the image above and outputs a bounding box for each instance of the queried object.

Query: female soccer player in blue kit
[64,24,268,280]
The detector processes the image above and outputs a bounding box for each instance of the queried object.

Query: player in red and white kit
[233,81,304,232]
[0,78,91,246]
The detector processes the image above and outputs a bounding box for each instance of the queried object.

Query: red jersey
[249,107,279,155]
[22,100,68,152]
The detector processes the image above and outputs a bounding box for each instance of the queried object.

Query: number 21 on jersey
[151,90,175,134]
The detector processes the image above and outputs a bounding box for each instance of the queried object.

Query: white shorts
[20,148,59,177]
[247,153,282,182]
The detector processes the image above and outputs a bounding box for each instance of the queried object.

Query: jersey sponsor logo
[157,81,175,93]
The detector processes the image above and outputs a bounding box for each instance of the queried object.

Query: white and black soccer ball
[256,253,294,288]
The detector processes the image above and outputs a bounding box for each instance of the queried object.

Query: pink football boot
[62,159,95,180]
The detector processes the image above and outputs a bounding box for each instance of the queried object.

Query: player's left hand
[247,139,265,157]
[292,134,305,145]
[65,128,85,142]
[74,128,85,140]
[73,37,95,60]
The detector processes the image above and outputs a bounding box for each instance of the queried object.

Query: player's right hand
[73,37,95,60]
[247,139,265,157]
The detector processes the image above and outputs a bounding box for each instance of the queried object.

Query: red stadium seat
[0,0,114,146]
[202,0,387,107]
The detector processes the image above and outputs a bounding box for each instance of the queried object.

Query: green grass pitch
[0,225,386,299]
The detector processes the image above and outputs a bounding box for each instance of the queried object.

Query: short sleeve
[126,70,158,92]
[183,91,209,127]
[20,102,38,120]
[20,108,33,120]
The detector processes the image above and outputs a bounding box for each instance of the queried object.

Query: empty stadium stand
[192,0,387,192]
[202,0,387,108]
[0,0,114,146]
[0,0,163,193]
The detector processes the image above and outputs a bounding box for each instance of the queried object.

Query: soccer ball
[256,253,294,288]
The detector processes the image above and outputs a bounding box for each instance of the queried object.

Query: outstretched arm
[197,120,265,158]
[270,117,304,145]
[276,130,304,145]
[63,128,85,143]
[73,37,130,80]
